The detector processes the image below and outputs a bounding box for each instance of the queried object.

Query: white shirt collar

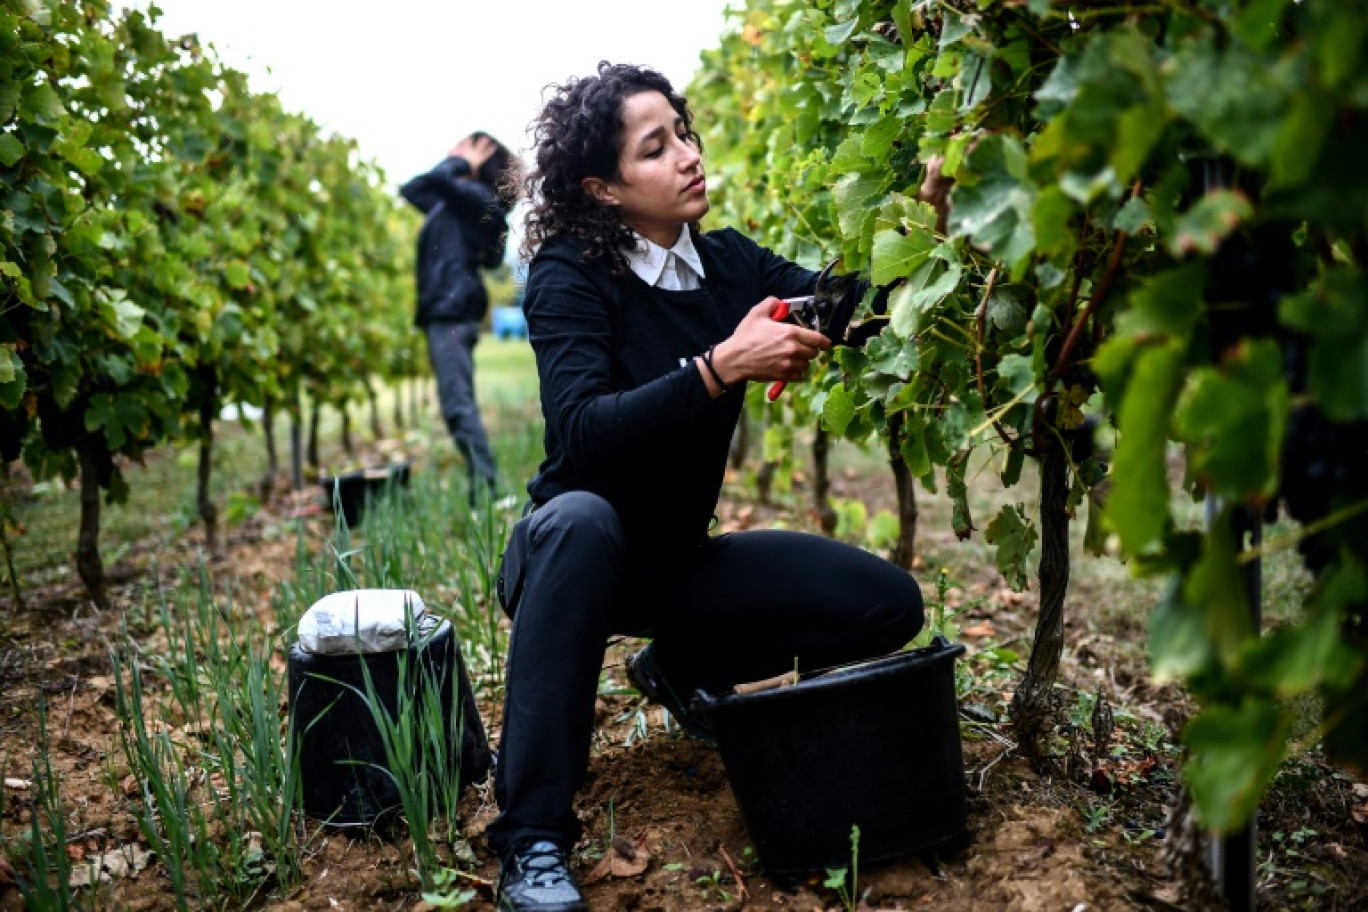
[626,229,706,290]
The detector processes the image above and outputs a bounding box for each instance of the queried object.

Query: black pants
[484,490,924,855]
[425,322,499,495]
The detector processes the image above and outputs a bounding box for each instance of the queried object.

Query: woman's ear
[581,176,618,207]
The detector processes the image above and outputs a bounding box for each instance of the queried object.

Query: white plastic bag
[296,589,428,655]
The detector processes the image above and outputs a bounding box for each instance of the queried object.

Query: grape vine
[0,0,418,599]
[691,0,1368,833]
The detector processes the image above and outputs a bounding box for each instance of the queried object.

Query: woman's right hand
[710,298,832,386]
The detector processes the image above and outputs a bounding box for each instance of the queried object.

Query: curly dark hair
[520,61,701,275]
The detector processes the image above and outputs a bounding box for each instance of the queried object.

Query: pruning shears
[766,259,862,401]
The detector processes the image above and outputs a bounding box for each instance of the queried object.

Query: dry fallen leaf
[3,777,31,790]
[961,621,997,638]
[1352,803,1368,827]
[68,843,153,888]
[584,828,651,884]
[121,774,139,796]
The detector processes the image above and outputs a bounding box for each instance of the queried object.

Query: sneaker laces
[513,841,573,889]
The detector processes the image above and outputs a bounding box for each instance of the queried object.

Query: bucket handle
[698,637,964,709]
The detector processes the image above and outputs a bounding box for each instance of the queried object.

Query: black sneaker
[626,644,716,745]
[497,840,586,912]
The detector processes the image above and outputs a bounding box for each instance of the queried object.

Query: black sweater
[400,157,509,326]
[524,228,818,548]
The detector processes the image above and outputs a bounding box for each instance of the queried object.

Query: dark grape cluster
[1278,405,1368,575]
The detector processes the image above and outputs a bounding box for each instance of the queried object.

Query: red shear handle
[766,299,792,402]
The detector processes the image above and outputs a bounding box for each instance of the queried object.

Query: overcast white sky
[138,0,741,188]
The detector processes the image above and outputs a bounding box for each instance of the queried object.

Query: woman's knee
[890,573,926,642]
[529,491,624,562]
[864,569,925,648]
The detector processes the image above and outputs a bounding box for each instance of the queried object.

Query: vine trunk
[76,441,108,609]
[1010,442,1070,754]
[887,414,918,570]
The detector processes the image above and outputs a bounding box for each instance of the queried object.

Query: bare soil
[2,460,1366,911]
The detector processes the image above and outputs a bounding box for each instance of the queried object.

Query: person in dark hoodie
[486,62,948,912]
[400,132,515,503]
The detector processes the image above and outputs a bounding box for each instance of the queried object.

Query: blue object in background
[491,304,528,340]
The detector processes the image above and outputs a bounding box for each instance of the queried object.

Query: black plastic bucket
[319,462,411,528]
[287,615,491,825]
[696,638,968,874]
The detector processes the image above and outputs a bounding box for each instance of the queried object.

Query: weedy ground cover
[2,339,1364,910]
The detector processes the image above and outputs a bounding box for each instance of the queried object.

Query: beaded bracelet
[700,345,731,393]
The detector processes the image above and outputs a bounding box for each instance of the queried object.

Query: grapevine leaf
[21,81,66,123]
[824,18,859,48]
[1231,0,1292,52]
[823,385,856,436]
[868,511,899,550]
[900,426,931,477]
[1106,341,1185,554]
[0,132,23,167]
[984,504,1037,590]
[0,378,23,412]
[0,350,24,409]
[1180,508,1256,673]
[986,285,1030,337]
[835,498,867,540]
[1164,40,1284,168]
[1183,700,1289,834]
[1002,445,1025,488]
[938,12,973,50]
[870,227,935,287]
[891,0,913,47]
[1280,270,1368,422]
[959,52,992,112]
[1111,105,1165,185]
[888,259,937,338]
[100,295,146,340]
[52,362,79,408]
[1107,262,1207,342]
[63,145,103,176]
[1032,187,1076,259]
[1173,339,1287,501]
[860,115,902,162]
[905,261,962,313]
[224,261,250,290]
[947,134,1037,272]
[1270,90,1332,189]
[995,353,1035,399]
[1168,190,1252,258]
[867,331,918,378]
[1239,574,1360,697]
[0,81,19,123]
[1112,197,1153,235]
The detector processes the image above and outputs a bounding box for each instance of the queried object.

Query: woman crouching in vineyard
[486,62,928,911]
